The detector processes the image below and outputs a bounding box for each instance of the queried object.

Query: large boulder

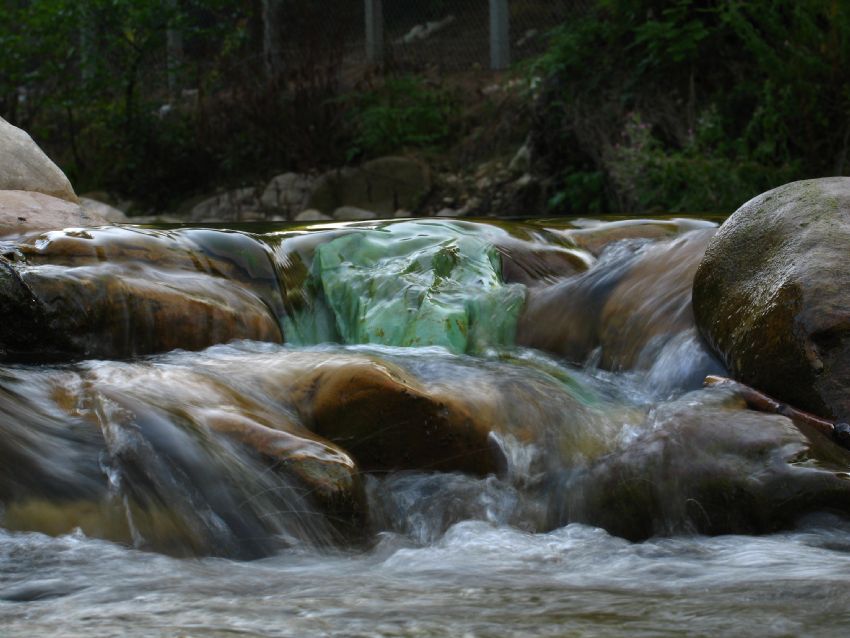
[0,116,77,202]
[693,178,850,422]
[0,190,106,236]
[0,227,284,360]
[561,386,850,540]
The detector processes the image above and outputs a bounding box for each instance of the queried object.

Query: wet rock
[0,116,78,203]
[561,387,850,540]
[308,156,431,216]
[0,361,367,557]
[0,190,108,237]
[519,228,718,371]
[304,358,501,476]
[559,218,711,256]
[693,178,850,422]
[495,236,591,287]
[0,227,284,361]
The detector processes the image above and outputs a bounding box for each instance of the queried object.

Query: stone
[562,387,850,540]
[282,221,527,354]
[332,206,378,221]
[190,187,259,221]
[693,177,850,422]
[0,116,78,203]
[519,228,719,372]
[435,207,460,217]
[0,190,107,237]
[79,197,127,223]
[0,227,285,361]
[260,172,315,214]
[308,157,431,216]
[508,139,532,175]
[294,209,332,222]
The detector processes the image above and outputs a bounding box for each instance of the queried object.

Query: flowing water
[1,217,850,636]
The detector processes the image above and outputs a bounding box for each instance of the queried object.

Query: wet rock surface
[562,387,850,540]
[0,227,284,361]
[694,177,850,422]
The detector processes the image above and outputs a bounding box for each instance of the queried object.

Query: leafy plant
[344,75,458,161]
[531,0,850,213]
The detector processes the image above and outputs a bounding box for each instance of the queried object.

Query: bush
[344,75,458,161]
[531,0,850,214]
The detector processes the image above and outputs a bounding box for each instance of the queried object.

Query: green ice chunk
[283,221,527,353]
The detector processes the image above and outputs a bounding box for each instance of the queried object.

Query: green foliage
[0,0,349,210]
[532,0,850,213]
[344,76,458,161]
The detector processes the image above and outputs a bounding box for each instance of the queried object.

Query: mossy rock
[693,178,850,421]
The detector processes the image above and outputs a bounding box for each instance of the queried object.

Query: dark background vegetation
[1,0,849,214]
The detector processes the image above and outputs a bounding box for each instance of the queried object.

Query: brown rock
[694,178,850,422]
[0,190,106,236]
[0,117,78,202]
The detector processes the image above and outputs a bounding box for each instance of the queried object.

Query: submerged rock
[284,220,527,354]
[693,178,850,422]
[561,387,850,540]
[0,358,367,557]
[519,228,720,372]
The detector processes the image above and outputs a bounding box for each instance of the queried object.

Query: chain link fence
[290,0,593,85]
[380,0,592,72]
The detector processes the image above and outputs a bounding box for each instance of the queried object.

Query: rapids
[2,216,850,636]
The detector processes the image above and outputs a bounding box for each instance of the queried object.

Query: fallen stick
[704,375,850,450]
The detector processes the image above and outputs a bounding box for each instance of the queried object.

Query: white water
[4,515,850,636]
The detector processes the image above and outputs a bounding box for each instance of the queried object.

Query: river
[1,217,849,636]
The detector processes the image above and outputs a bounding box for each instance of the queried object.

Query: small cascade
[0,216,849,560]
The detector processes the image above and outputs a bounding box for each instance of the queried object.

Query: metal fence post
[166,0,183,97]
[489,0,510,70]
[365,0,384,64]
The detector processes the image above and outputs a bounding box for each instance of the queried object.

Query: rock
[79,197,127,223]
[0,190,107,237]
[0,227,284,361]
[304,358,501,476]
[693,177,850,422]
[435,207,461,217]
[190,187,259,221]
[0,358,367,557]
[508,139,532,175]
[562,387,850,540]
[260,172,315,215]
[333,206,378,221]
[294,209,332,222]
[308,157,431,216]
[0,117,78,203]
[519,228,719,373]
[282,221,527,354]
